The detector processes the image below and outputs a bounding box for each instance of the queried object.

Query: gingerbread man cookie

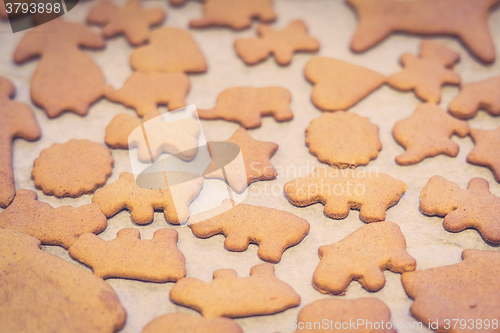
[449,75,500,119]
[467,126,500,183]
[142,313,243,333]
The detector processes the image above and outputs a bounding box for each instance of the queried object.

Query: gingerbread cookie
[87,0,165,45]
[130,27,207,73]
[189,199,310,263]
[105,72,190,117]
[467,126,500,183]
[294,298,396,333]
[142,313,243,333]
[304,57,385,111]
[346,0,500,64]
[32,139,114,198]
[387,41,461,103]
[205,128,278,193]
[284,167,406,223]
[189,0,276,30]
[402,249,500,332]
[0,189,107,248]
[0,77,41,208]
[306,112,382,168]
[169,263,300,318]
[234,20,320,66]
[420,176,500,244]
[196,87,293,129]
[313,221,416,295]
[13,19,106,118]
[449,75,500,119]
[92,172,204,225]
[105,113,143,149]
[393,103,469,166]
[0,229,126,333]
[169,0,188,6]
[69,228,186,282]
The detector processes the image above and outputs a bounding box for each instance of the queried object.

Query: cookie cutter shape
[449,75,500,119]
[467,126,500,183]
[142,313,243,333]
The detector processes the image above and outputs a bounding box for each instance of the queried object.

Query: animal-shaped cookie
[169,263,300,318]
[104,72,190,117]
[392,103,470,166]
[284,167,406,223]
[294,298,396,333]
[13,19,106,118]
[189,199,310,263]
[130,27,207,73]
[420,176,500,244]
[304,57,385,111]
[205,128,278,193]
[306,112,382,168]
[313,221,416,295]
[402,249,500,332]
[387,41,461,103]
[142,313,243,333]
[234,20,320,66]
[105,113,143,149]
[32,139,114,198]
[467,126,500,183]
[449,75,500,119]
[69,228,186,282]
[196,87,293,128]
[87,0,165,45]
[92,172,204,225]
[0,189,107,248]
[346,0,500,64]
[0,77,41,208]
[189,0,276,30]
[0,229,126,333]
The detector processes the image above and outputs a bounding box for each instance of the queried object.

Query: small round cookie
[32,139,114,198]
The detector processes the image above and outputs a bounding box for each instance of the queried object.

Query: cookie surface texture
[313,221,415,295]
[467,126,500,183]
[13,19,106,118]
[393,103,469,166]
[306,112,382,168]
[304,57,385,111]
[0,77,41,208]
[69,228,186,282]
[142,313,243,333]
[32,139,114,198]
[346,0,500,64]
[169,263,300,317]
[196,87,293,128]
[234,20,319,65]
[0,189,107,248]
[386,40,461,103]
[0,229,126,333]
[130,27,207,73]
[449,75,500,119]
[294,297,396,333]
[189,0,276,30]
[402,249,500,332]
[87,0,165,45]
[284,167,406,223]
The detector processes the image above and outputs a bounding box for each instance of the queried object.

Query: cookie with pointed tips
[449,76,500,119]
[189,0,276,30]
[189,199,310,263]
[393,103,469,166]
[197,87,293,128]
[0,77,41,208]
[421,176,500,244]
[467,127,500,183]
[169,263,300,318]
[304,57,385,111]
[87,0,165,45]
[130,27,207,73]
[306,112,382,168]
[234,20,319,66]
[313,222,416,295]
[346,0,500,64]
[387,41,461,103]
[402,249,500,332]
[69,228,186,282]
[142,313,243,333]
[284,167,406,223]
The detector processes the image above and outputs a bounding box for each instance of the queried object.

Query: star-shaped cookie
[467,126,500,183]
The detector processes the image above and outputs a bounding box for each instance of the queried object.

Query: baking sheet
[1,0,500,332]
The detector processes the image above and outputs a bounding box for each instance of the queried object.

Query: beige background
[1,0,500,332]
